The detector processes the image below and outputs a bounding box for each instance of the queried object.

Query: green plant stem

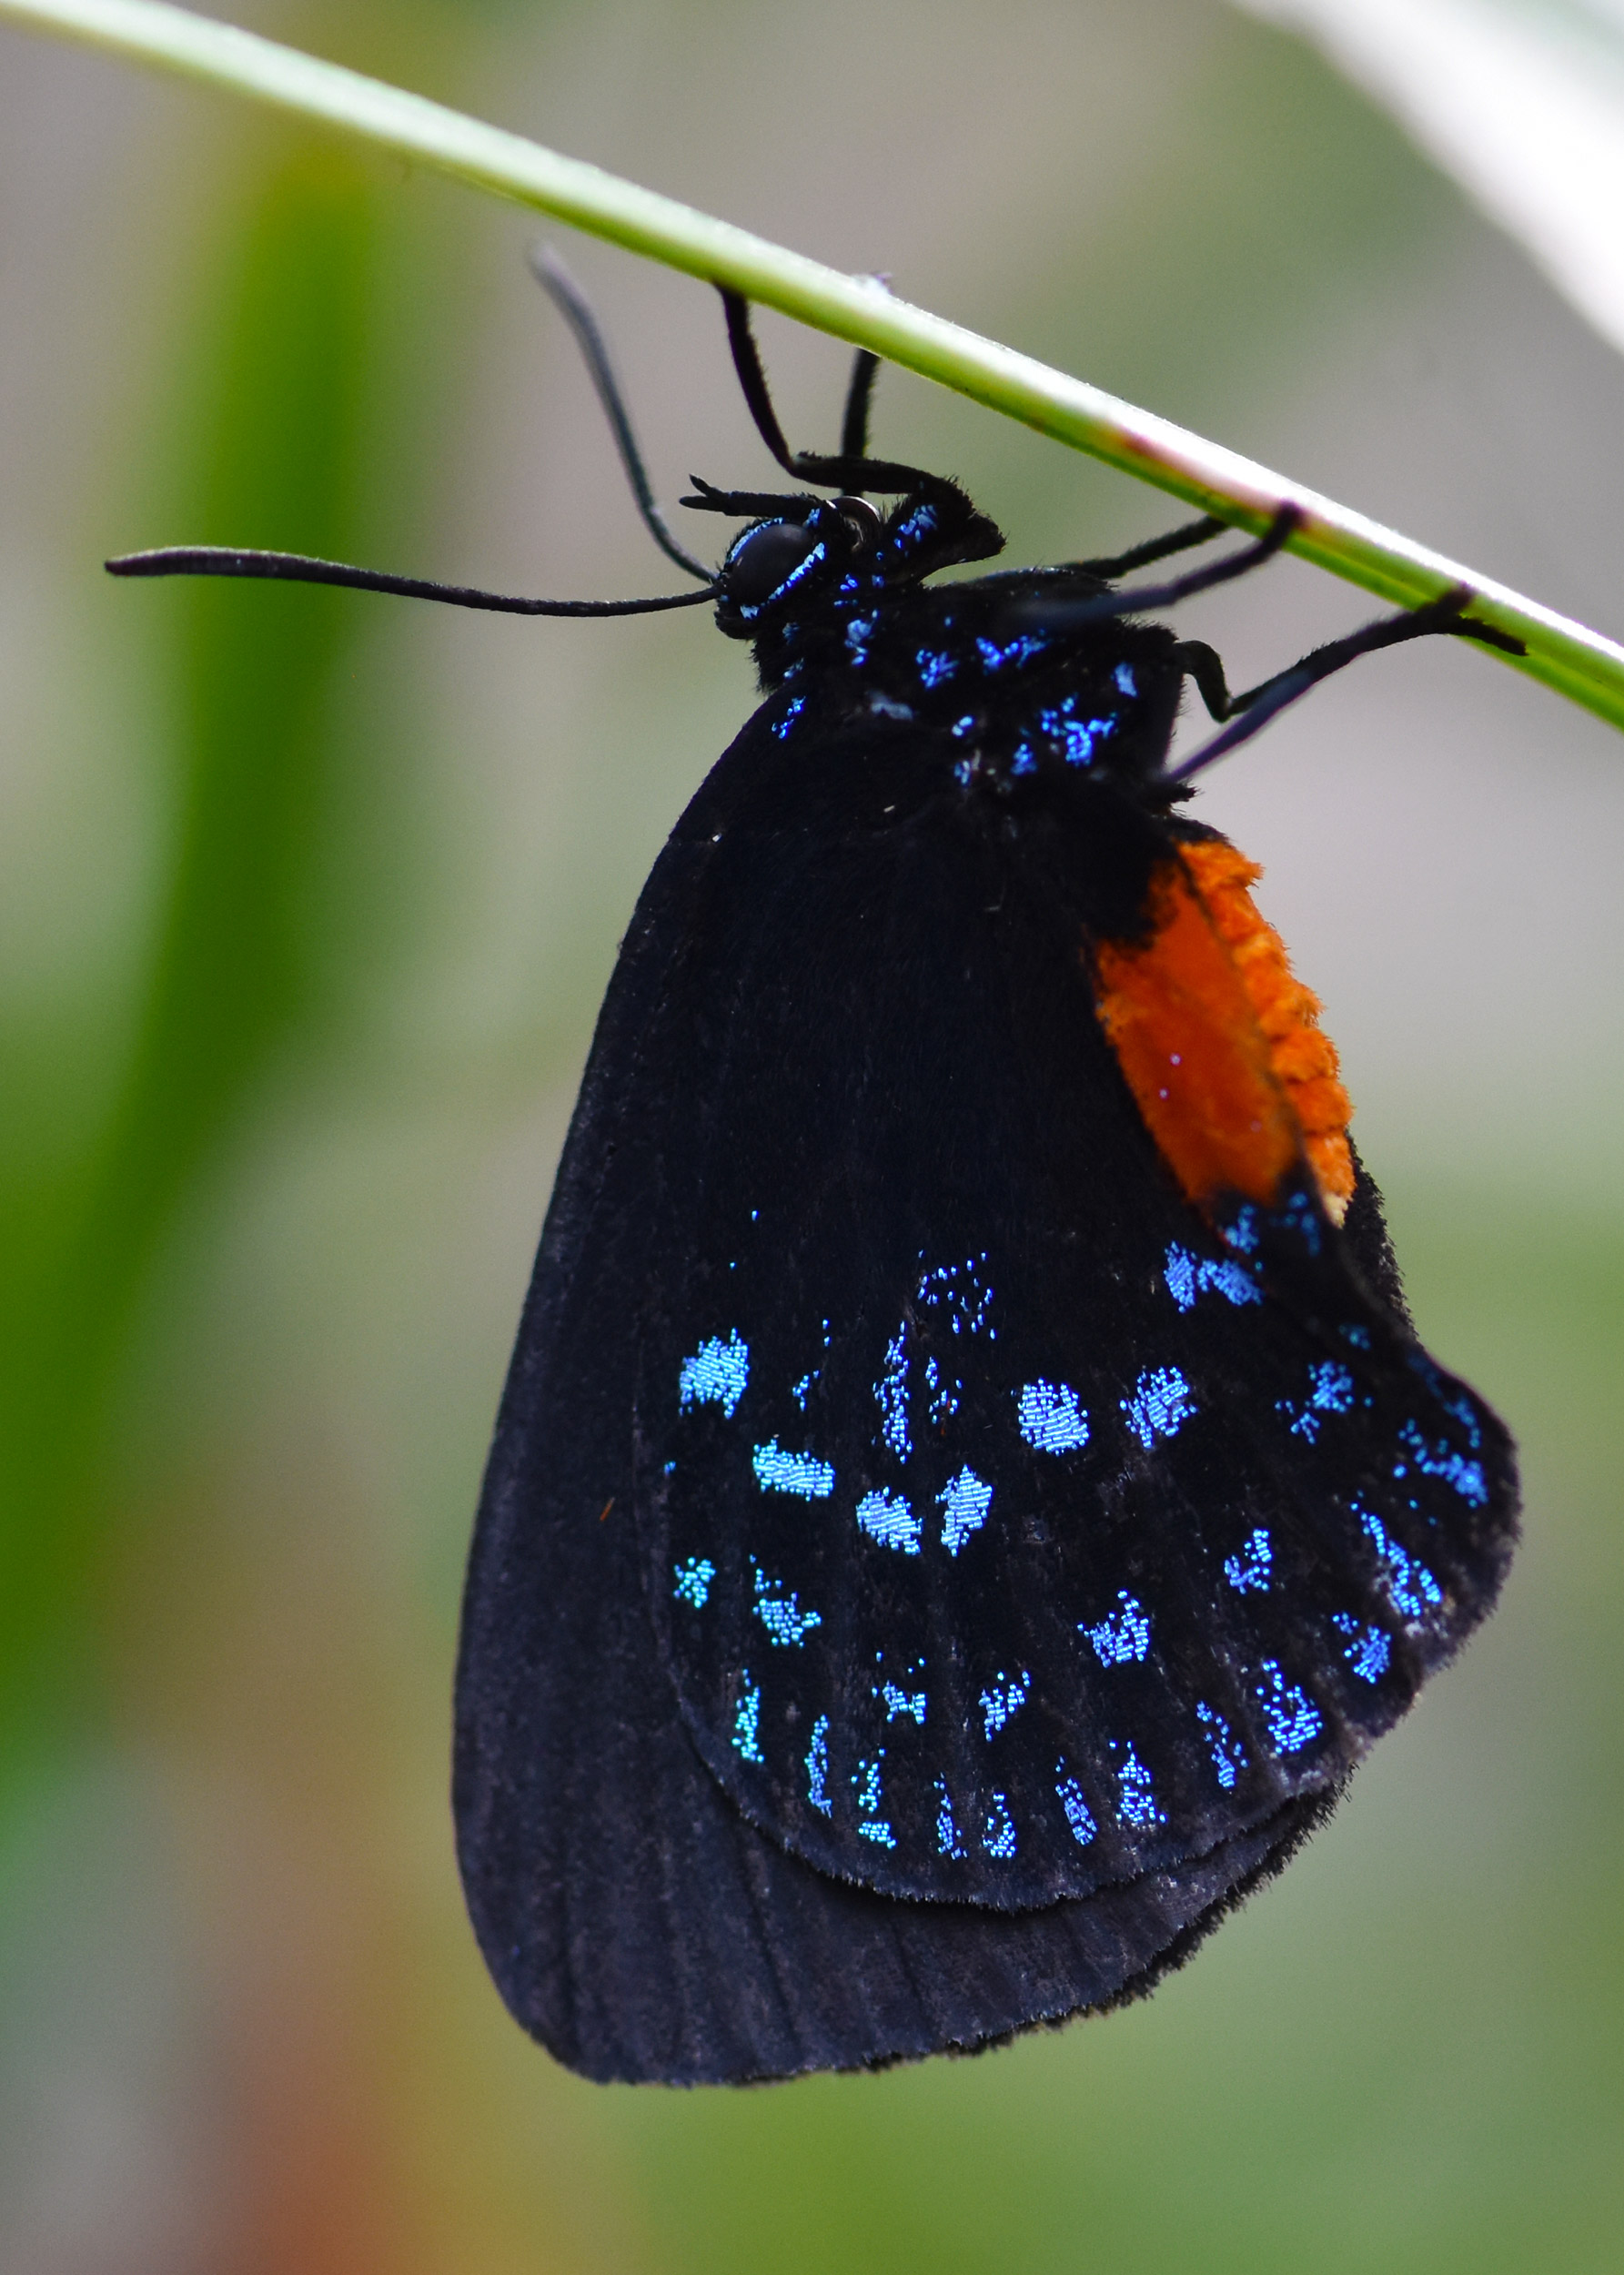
[5,0,1623,732]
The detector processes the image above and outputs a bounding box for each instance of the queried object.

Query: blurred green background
[1,2,1621,2269]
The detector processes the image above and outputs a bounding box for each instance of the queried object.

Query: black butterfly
[110,256,1522,2086]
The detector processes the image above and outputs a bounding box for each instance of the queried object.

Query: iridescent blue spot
[857,1488,921,1554]
[1277,1189,1323,1256]
[1064,715,1117,766]
[1010,743,1037,775]
[1407,1355,1484,1446]
[979,1669,1031,1737]
[1113,1744,1165,1828]
[951,713,977,738]
[1255,1660,1322,1754]
[1313,1360,1356,1410]
[1046,713,1085,762]
[1084,1592,1152,1665]
[1055,1770,1097,1847]
[1195,1703,1246,1789]
[1225,1528,1272,1592]
[672,1556,716,1610]
[1280,1357,1357,1441]
[915,647,956,687]
[1164,1242,1261,1311]
[1163,1246,1199,1311]
[751,1561,822,1647]
[983,1793,1018,1858]
[854,1754,894,1846]
[679,1330,749,1417]
[1332,1613,1391,1683]
[1123,1365,1195,1446]
[880,1680,927,1724]
[732,1674,763,1764]
[1357,1504,1444,1623]
[1341,1323,1372,1350]
[805,1714,832,1814]
[771,693,807,741]
[1017,1379,1089,1452]
[917,1254,994,1337]
[974,632,1047,673]
[934,1778,967,1858]
[875,1328,911,1460]
[751,1440,835,1498]
[792,1322,828,1411]
[897,502,938,544]
[939,1466,993,1554]
[924,1355,959,1424]
[1115,662,1137,697]
[1225,1205,1261,1255]
[1036,699,1117,767]
[1397,1418,1488,1506]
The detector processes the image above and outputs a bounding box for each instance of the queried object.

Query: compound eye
[724,519,820,607]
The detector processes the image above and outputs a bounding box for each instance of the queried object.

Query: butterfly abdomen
[1093,835,1355,1228]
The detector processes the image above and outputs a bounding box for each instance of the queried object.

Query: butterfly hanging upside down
[108,254,1523,2085]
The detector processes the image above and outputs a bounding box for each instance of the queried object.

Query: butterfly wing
[454,694,1517,2080]
[456,1212,1324,2082]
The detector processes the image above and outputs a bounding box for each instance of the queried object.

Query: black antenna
[104,256,731,615]
[529,246,714,582]
[104,546,718,617]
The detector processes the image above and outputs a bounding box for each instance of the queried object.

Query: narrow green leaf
[0,150,380,1754]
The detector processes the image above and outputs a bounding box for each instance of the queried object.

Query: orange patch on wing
[1094,839,1355,1225]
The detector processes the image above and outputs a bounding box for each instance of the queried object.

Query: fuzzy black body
[453,492,1518,2085]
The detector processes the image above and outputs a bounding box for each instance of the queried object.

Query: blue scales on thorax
[715,483,1190,800]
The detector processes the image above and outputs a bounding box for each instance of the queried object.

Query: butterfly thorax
[711,487,1191,796]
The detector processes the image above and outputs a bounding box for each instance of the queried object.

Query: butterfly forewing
[453,699,1348,2080]
[570,693,1516,1907]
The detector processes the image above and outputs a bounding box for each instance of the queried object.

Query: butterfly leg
[1074,515,1228,580]
[1167,591,1526,781]
[840,348,882,460]
[1044,507,1302,632]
